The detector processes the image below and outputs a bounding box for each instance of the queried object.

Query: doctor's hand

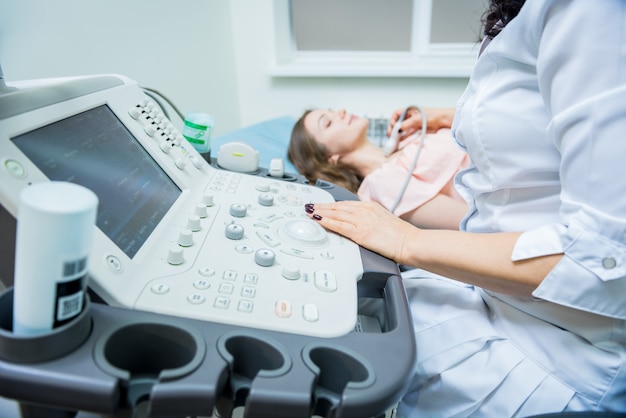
[387,106,456,140]
[305,200,418,264]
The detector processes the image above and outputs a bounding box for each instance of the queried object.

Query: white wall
[0,0,240,135]
[1,0,469,134]
[229,0,470,126]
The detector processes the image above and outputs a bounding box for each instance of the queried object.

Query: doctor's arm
[306,200,561,298]
[399,194,468,231]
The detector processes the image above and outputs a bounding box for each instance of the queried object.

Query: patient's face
[304,109,369,156]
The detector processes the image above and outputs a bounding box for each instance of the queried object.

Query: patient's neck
[341,142,386,177]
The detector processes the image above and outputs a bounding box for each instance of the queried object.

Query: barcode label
[56,291,84,321]
[63,257,88,278]
[54,261,87,326]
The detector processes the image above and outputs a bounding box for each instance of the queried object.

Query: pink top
[357,129,469,216]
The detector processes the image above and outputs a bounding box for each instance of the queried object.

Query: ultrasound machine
[0,73,415,417]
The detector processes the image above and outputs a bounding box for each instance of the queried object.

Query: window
[270,0,487,77]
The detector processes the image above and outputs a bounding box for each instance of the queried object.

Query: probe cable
[389,105,427,214]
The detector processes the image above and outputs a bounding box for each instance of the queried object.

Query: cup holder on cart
[216,332,292,415]
[303,343,375,417]
[94,321,206,414]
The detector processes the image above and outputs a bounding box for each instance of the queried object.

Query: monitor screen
[11,105,181,258]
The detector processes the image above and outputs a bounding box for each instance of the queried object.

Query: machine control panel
[0,74,363,338]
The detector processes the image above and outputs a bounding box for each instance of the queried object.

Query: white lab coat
[398,0,626,416]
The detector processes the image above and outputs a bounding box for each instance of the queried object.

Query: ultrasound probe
[382,108,409,157]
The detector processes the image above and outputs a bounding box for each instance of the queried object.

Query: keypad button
[303,304,319,322]
[219,282,235,295]
[198,266,216,277]
[241,286,256,298]
[275,300,292,318]
[214,297,230,309]
[314,271,337,292]
[187,293,206,305]
[193,279,211,290]
[151,283,169,294]
[238,300,254,313]
[244,273,259,284]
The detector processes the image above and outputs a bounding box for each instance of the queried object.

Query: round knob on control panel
[202,193,215,206]
[258,193,274,207]
[255,248,276,267]
[178,228,194,247]
[194,203,208,218]
[229,203,247,218]
[225,223,244,240]
[187,215,201,231]
[167,245,185,265]
[281,264,301,280]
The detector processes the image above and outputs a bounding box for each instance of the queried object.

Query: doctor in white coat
[304,0,626,416]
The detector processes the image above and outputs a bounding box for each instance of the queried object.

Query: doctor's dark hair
[482,0,526,39]
[288,110,363,194]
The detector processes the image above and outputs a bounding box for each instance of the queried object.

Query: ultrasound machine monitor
[0,74,365,338]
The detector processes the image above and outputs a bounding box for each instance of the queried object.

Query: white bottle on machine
[182,112,215,159]
[12,181,98,336]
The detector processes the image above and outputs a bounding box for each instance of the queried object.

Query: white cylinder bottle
[182,112,214,156]
[12,181,98,336]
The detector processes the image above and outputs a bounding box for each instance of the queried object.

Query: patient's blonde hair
[288,110,363,193]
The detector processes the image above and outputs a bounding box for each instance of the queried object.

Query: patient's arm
[399,194,467,230]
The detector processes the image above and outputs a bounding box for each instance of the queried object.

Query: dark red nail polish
[305,205,314,214]
[313,214,322,221]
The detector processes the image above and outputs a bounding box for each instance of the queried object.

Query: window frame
[269,0,482,78]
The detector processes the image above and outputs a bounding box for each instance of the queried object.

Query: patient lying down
[288,108,470,230]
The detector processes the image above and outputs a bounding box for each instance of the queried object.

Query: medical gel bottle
[12,182,98,336]
[182,112,214,160]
